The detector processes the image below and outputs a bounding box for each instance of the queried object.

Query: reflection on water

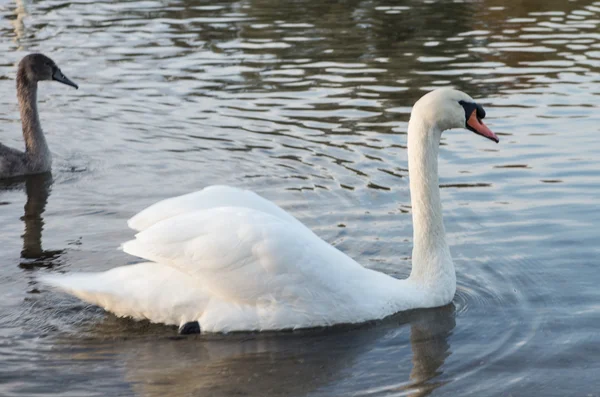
[0,174,63,267]
[19,174,63,264]
[48,306,454,397]
[8,0,27,47]
[407,308,454,397]
[0,0,599,396]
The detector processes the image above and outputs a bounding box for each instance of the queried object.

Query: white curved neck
[406,116,454,288]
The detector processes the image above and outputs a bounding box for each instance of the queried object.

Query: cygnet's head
[18,53,78,89]
[411,88,498,143]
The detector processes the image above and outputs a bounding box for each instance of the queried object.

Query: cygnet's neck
[406,115,455,291]
[17,69,51,172]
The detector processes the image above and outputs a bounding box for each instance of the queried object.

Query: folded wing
[127,185,307,232]
[123,206,364,308]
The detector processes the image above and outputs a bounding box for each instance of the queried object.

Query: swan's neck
[17,69,51,172]
[407,116,455,291]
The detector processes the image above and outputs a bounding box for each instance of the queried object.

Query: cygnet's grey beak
[52,68,78,89]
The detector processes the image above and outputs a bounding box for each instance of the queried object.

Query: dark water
[0,0,599,395]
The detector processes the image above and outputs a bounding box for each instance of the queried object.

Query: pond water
[0,0,599,395]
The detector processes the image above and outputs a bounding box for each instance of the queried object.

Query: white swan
[42,88,498,334]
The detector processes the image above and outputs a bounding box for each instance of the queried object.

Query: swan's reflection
[0,173,63,267]
[66,305,454,397]
[406,305,454,397]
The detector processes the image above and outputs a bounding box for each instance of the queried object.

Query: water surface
[0,0,599,396]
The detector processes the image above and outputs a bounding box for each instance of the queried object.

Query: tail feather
[40,263,208,327]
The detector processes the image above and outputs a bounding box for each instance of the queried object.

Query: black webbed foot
[179,321,201,335]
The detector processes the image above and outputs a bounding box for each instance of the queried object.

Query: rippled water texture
[0,0,599,395]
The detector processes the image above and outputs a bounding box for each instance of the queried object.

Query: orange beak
[467,110,499,143]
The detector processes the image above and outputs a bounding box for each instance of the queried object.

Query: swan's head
[411,88,498,143]
[18,54,78,89]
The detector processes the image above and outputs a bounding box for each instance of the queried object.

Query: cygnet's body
[0,54,78,179]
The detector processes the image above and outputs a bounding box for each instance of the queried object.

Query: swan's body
[42,88,498,333]
[0,54,77,179]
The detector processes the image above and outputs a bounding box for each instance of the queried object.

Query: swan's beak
[52,68,78,89]
[466,110,498,143]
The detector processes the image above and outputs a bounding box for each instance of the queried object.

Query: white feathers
[41,185,433,332]
[40,263,208,326]
[127,185,306,232]
[40,88,486,333]
[43,186,427,332]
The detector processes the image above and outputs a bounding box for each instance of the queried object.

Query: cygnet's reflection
[68,304,454,397]
[0,173,63,266]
